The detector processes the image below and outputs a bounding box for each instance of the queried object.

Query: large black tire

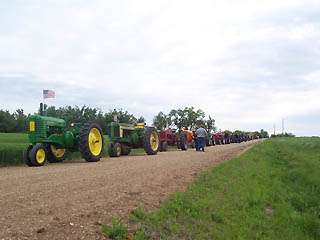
[47,145,66,163]
[113,142,122,157]
[121,144,131,156]
[29,143,47,167]
[143,127,159,155]
[179,133,188,151]
[161,141,168,152]
[79,123,104,162]
[108,143,122,157]
[23,145,33,167]
[159,141,163,152]
[108,143,115,157]
[191,140,195,148]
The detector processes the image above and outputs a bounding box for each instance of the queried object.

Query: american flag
[43,90,55,99]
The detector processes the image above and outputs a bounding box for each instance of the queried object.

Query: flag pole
[40,90,44,116]
[43,90,45,115]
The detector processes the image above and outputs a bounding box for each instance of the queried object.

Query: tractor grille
[28,118,47,144]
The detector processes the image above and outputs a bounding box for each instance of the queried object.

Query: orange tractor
[178,128,195,150]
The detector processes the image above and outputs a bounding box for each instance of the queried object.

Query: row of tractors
[23,106,258,167]
[158,128,258,152]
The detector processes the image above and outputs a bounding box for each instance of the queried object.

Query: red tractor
[158,128,178,151]
[159,128,195,151]
[213,132,225,145]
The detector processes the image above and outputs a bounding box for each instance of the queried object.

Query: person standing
[196,126,207,152]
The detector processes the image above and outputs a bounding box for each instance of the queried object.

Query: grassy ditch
[103,137,320,240]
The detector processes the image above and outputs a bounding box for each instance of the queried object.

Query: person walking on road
[196,126,207,152]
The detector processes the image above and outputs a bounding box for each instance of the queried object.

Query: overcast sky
[0,0,319,136]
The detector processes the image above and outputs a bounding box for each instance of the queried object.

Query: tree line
[0,105,268,138]
[0,105,214,133]
[0,109,27,133]
[0,106,144,133]
[152,107,216,131]
[271,132,295,138]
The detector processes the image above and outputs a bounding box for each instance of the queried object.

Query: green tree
[13,109,28,132]
[168,107,205,130]
[205,115,216,131]
[153,112,171,130]
[260,129,269,138]
[106,109,137,124]
[0,110,16,132]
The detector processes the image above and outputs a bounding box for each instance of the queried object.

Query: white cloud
[0,0,319,135]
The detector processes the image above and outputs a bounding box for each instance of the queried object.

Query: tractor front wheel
[143,127,159,155]
[160,141,168,152]
[29,143,47,167]
[113,143,122,157]
[108,143,122,157]
[107,143,115,157]
[191,140,195,148]
[23,145,33,167]
[47,145,66,163]
[121,144,131,156]
[79,123,104,162]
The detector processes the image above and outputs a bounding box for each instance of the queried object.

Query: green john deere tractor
[106,122,159,157]
[24,114,104,167]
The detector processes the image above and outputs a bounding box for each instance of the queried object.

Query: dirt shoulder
[0,141,259,240]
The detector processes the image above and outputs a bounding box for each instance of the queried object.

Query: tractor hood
[28,115,66,128]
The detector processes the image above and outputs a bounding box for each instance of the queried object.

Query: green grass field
[103,137,320,240]
[0,133,147,166]
[0,133,29,165]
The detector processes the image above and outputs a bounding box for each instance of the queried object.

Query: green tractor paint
[24,114,104,167]
[106,122,159,157]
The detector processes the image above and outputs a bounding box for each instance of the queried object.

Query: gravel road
[0,141,259,240]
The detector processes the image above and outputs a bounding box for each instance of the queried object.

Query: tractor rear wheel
[79,123,104,162]
[143,127,159,155]
[47,145,66,163]
[29,143,47,167]
[23,145,33,167]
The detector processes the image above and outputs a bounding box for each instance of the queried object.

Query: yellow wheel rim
[50,145,66,158]
[150,131,159,152]
[36,148,46,164]
[88,128,103,156]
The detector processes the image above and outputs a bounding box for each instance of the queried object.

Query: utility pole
[273,124,276,136]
